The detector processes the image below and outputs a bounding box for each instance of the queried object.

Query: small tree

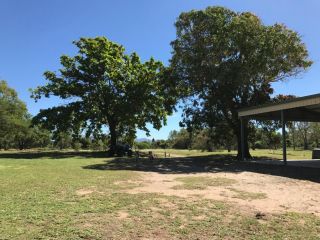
[0,80,31,150]
[297,122,311,150]
[55,132,72,150]
[168,129,191,149]
[288,122,297,150]
[309,123,320,148]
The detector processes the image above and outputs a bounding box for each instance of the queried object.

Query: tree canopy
[0,80,50,150]
[32,37,175,155]
[170,6,312,158]
[0,80,27,149]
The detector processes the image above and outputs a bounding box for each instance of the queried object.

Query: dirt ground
[125,171,320,216]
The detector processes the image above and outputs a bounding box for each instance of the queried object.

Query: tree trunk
[292,125,296,150]
[4,141,8,150]
[235,119,251,160]
[304,136,308,150]
[227,145,231,152]
[18,139,24,150]
[303,129,308,150]
[109,121,117,156]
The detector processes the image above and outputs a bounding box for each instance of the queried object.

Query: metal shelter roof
[238,93,320,122]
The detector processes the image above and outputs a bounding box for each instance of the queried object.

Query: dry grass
[172,176,237,190]
[229,188,268,200]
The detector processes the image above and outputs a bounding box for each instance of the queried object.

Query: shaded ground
[83,155,320,182]
[252,158,320,168]
[0,150,108,159]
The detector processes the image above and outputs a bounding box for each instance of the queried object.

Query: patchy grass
[172,176,237,190]
[0,150,320,239]
[229,188,267,200]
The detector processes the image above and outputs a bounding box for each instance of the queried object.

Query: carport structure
[238,93,320,164]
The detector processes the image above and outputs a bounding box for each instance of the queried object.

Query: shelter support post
[240,117,245,161]
[281,110,287,165]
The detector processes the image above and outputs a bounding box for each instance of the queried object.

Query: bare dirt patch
[114,179,144,188]
[76,187,103,196]
[117,211,129,219]
[172,176,236,190]
[76,189,94,196]
[127,171,320,216]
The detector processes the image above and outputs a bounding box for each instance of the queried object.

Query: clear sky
[1,0,319,139]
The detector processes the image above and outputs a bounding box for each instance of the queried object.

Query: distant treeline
[2,79,320,152]
[0,80,106,151]
[135,124,320,152]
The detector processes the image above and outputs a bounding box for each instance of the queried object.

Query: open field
[144,148,312,160]
[1,150,320,239]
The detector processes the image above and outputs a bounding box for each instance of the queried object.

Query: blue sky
[1,0,319,139]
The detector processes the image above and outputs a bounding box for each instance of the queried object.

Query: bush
[90,140,105,151]
[135,141,151,149]
[254,141,264,149]
[72,141,82,151]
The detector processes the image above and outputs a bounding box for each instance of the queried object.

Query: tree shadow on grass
[83,154,236,173]
[0,150,108,159]
[83,155,320,183]
[2,150,319,183]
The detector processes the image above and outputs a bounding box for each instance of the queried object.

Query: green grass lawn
[1,150,320,239]
[144,148,313,160]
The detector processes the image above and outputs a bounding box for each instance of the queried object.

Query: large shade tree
[170,7,312,158]
[32,37,175,155]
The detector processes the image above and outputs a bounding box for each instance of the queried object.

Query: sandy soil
[76,187,103,196]
[126,171,320,216]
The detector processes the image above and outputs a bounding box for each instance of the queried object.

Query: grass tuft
[229,188,267,200]
[173,176,237,190]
